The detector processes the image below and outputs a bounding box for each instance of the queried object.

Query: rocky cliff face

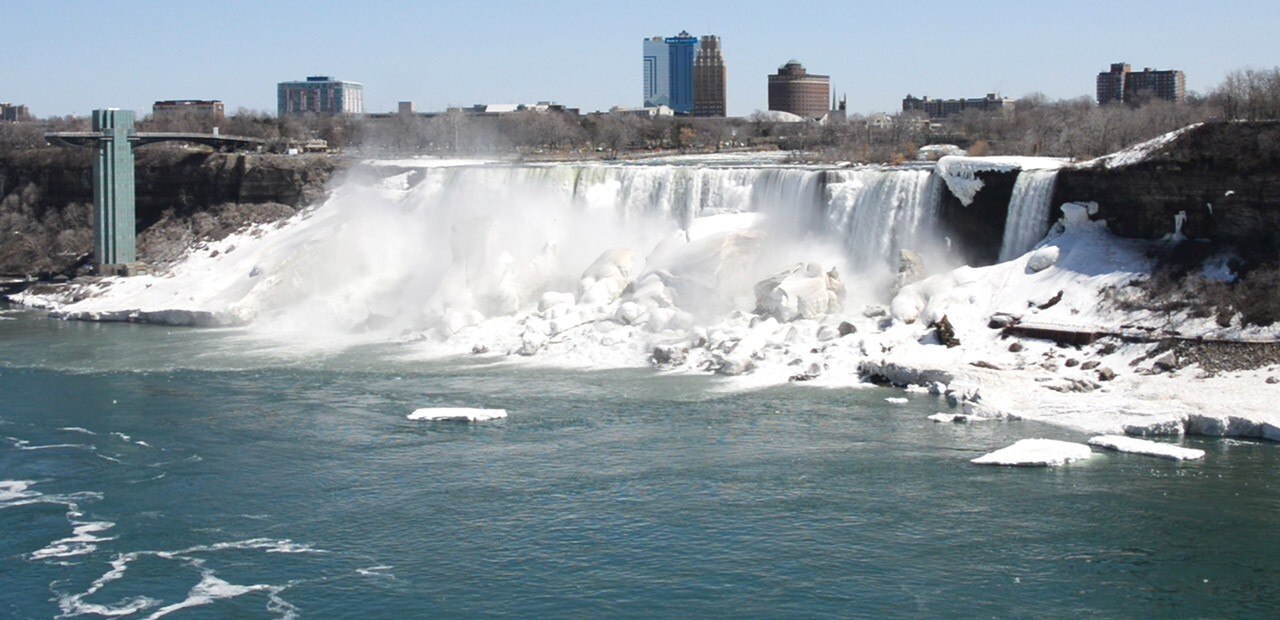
[0,147,343,276]
[0,148,340,224]
[1055,121,1280,263]
[936,169,1018,267]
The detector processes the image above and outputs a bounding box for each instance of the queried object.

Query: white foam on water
[30,521,116,560]
[55,538,319,619]
[59,427,98,435]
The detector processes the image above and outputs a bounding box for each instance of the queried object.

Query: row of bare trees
[3,66,1278,161]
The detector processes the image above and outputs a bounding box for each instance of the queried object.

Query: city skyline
[3,0,1279,118]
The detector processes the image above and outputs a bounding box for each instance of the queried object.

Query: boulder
[894,249,925,293]
[754,262,844,322]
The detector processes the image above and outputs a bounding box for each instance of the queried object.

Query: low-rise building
[277,76,364,117]
[901,93,1014,119]
[152,100,225,123]
[0,103,31,122]
[1097,63,1186,105]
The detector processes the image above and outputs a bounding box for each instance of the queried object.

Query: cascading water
[998,169,1060,262]
[49,160,951,364]
[823,166,943,270]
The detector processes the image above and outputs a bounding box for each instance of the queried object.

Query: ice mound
[971,439,1094,466]
[1087,435,1205,461]
[407,408,508,422]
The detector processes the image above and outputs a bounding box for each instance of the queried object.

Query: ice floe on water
[971,439,1095,467]
[1087,435,1205,461]
[408,408,508,422]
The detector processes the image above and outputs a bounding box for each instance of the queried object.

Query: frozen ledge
[1088,435,1205,461]
[971,438,1094,467]
[407,408,508,422]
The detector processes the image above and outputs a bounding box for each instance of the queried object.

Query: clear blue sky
[4,0,1278,118]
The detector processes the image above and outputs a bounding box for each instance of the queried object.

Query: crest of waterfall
[407,163,936,274]
[998,169,1060,262]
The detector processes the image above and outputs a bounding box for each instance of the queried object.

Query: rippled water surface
[2,309,1279,617]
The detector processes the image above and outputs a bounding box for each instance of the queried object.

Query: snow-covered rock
[971,439,1094,466]
[408,408,507,422]
[1025,246,1059,273]
[1087,435,1204,461]
[754,262,844,322]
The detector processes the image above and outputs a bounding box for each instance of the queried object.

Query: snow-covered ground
[15,155,1280,444]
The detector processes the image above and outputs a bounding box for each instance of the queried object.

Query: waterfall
[998,169,1060,262]
[404,162,939,274]
[823,166,943,270]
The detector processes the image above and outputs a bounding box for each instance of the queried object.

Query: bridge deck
[45,131,265,149]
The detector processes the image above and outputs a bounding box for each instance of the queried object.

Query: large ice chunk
[1087,435,1204,461]
[407,408,508,422]
[971,438,1093,466]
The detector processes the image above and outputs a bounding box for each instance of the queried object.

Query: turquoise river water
[2,306,1279,618]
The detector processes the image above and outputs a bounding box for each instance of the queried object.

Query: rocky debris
[930,315,960,348]
[838,321,857,337]
[988,313,1019,329]
[893,249,925,293]
[1268,377,1279,385]
[928,412,992,423]
[1166,340,1280,374]
[1097,367,1116,381]
[470,344,490,355]
[715,356,756,376]
[970,360,1002,370]
[1007,342,1024,353]
[1151,352,1179,373]
[1035,290,1065,310]
[1097,342,1119,355]
[651,344,688,367]
[862,305,888,318]
[789,362,823,382]
[1045,378,1099,393]
[1065,358,1080,368]
[1081,360,1100,370]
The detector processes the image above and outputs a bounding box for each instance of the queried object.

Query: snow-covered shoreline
[13,153,1279,445]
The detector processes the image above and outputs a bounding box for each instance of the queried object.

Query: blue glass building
[664,31,698,115]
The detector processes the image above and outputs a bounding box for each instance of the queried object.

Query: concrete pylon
[91,109,136,273]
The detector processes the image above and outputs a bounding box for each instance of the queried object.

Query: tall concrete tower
[693,35,727,117]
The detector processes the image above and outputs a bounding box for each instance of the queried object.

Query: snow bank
[971,439,1094,466]
[1080,123,1202,170]
[407,408,508,422]
[1087,435,1205,461]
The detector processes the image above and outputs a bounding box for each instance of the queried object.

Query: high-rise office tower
[693,35,726,117]
[665,31,698,115]
[643,37,671,108]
